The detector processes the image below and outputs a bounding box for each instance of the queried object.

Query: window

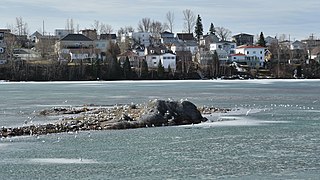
[233,57,236,60]
[260,51,263,54]
[253,51,256,54]
[154,62,157,65]
[171,57,175,59]
[152,56,156,59]
[150,50,154,53]
[218,45,222,48]
[163,57,167,59]
[247,51,249,54]
[231,45,235,48]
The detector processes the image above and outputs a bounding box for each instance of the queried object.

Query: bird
[246,109,251,116]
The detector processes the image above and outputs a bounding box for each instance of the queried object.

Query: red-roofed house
[235,45,266,68]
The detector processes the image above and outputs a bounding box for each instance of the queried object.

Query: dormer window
[161,50,165,54]
[150,50,154,53]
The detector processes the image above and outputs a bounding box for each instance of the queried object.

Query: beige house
[55,34,96,61]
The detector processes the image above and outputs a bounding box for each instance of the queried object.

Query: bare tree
[92,20,100,31]
[215,27,232,41]
[66,18,75,33]
[138,18,151,32]
[117,26,134,37]
[183,9,196,33]
[15,17,29,36]
[166,11,175,33]
[150,21,165,38]
[100,24,113,34]
[117,26,135,52]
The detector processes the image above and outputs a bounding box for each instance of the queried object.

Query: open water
[0,80,319,179]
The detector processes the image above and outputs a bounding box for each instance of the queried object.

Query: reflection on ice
[28,158,98,164]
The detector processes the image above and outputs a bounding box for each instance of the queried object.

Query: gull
[246,109,251,116]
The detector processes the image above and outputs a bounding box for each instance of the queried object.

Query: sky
[0,0,319,40]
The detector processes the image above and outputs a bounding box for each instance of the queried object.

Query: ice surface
[28,158,98,164]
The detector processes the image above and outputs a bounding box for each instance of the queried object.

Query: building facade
[235,45,266,68]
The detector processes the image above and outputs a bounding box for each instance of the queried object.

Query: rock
[1,99,209,138]
[138,100,206,126]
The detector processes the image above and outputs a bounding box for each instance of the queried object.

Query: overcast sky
[0,0,319,40]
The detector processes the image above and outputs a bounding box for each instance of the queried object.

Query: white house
[229,53,246,64]
[209,41,236,63]
[132,32,152,47]
[236,45,266,68]
[146,53,176,70]
[210,41,236,55]
[290,40,305,50]
[145,46,176,70]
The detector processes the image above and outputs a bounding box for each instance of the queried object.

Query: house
[175,33,198,55]
[30,31,42,43]
[177,33,194,41]
[117,50,142,69]
[200,33,219,50]
[210,41,236,55]
[132,44,146,57]
[209,41,236,63]
[161,31,179,47]
[235,45,266,68]
[290,40,305,50]
[145,45,176,70]
[161,31,175,39]
[265,36,278,46]
[0,30,7,62]
[55,34,95,61]
[100,33,117,43]
[232,33,254,46]
[13,48,41,61]
[229,53,246,65]
[0,29,16,62]
[132,32,152,47]
[310,47,320,62]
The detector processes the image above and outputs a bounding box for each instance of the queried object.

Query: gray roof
[61,34,93,41]
[177,33,194,41]
[100,34,117,40]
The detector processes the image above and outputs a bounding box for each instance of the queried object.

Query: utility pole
[277,44,280,78]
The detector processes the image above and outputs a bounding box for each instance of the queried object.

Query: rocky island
[0,99,230,138]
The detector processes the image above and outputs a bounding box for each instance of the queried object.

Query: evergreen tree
[157,60,165,79]
[140,59,149,79]
[108,57,122,80]
[257,32,266,47]
[94,58,101,80]
[167,64,172,74]
[167,64,173,79]
[194,14,203,42]
[209,23,215,35]
[212,50,220,78]
[123,56,132,79]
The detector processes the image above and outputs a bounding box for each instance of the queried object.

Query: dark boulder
[137,99,206,126]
